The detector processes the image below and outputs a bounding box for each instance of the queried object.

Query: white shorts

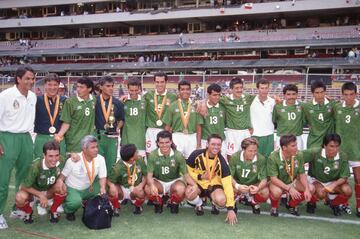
[275,135,304,150]
[201,139,227,158]
[146,128,163,153]
[225,128,251,156]
[349,161,360,168]
[120,186,131,200]
[172,132,197,158]
[308,176,333,187]
[155,178,183,195]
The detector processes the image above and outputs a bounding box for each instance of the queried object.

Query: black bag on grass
[82,194,113,230]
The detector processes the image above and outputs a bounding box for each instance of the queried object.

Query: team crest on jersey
[155,161,160,165]
[219,111,224,117]
[236,165,241,169]
[317,158,322,163]
[229,101,234,105]
[243,100,247,105]
[281,109,285,113]
[170,159,176,167]
[309,110,314,114]
[13,100,20,109]
[337,110,342,114]
[92,102,95,109]
[166,99,171,106]
[279,165,284,169]
[40,174,46,179]
[77,105,82,110]
[150,99,154,103]
[252,164,257,173]
[334,161,339,169]
[141,102,145,109]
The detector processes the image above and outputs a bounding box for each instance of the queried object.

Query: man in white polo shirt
[250,79,276,159]
[0,66,36,229]
[56,135,107,221]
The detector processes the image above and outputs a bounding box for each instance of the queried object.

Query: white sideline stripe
[183,205,360,225]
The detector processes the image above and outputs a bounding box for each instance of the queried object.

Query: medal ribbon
[154,93,167,120]
[178,99,192,130]
[44,94,60,127]
[205,151,219,181]
[284,156,295,182]
[82,153,95,191]
[100,94,113,123]
[125,162,137,186]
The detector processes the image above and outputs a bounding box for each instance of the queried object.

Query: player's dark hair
[154,72,168,82]
[229,77,243,89]
[282,84,298,95]
[279,135,297,148]
[241,137,259,150]
[207,83,221,94]
[15,66,34,85]
[156,130,172,142]
[178,79,191,90]
[207,134,223,143]
[99,76,114,86]
[310,80,326,93]
[127,78,141,88]
[256,79,270,89]
[341,82,357,94]
[77,77,94,91]
[43,73,60,84]
[43,141,60,155]
[120,144,138,162]
[322,133,341,147]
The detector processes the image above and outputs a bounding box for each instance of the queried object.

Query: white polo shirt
[0,85,36,133]
[62,153,107,190]
[250,95,275,137]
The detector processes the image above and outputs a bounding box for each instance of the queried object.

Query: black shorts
[198,184,223,198]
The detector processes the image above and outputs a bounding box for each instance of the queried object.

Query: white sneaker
[9,209,26,219]
[56,205,64,213]
[0,214,8,229]
[37,205,47,216]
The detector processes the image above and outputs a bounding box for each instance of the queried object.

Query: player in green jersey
[15,141,66,224]
[122,78,146,157]
[301,133,351,216]
[163,80,202,158]
[200,83,227,158]
[55,77,96,153]
[303,80,335,149]
[229,138,269,214]
[273,84,305,150]
[267,135,314,216]
[334,82,360,217]
[144,72,177,154]
[145,130,197,214]
[108,144,147,215]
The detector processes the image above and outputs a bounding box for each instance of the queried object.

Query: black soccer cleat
[49,212,59,224]
[133,206,143,215]
[113,208,120,217]
[121,199,129,205]
[288,206,300,216]
[169,203,179,214]
[331,205,342,216]
[154,204,163,214]
[66,213,76,221]
[306,202,316,214]
[356,208,360,218]
[251,203,261,215]
[195,205,204,216]
[270,208,278,217]
[23,213,33,224]
[340,204,351,215]
[280,197,288,207]
[211,204,220,215]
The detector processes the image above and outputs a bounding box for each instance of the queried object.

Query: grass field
[2,183,360,239]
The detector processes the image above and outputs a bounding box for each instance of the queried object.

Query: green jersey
[122,96,146,150]
[60,95,96,152]
[147,149,187,182]
[272,101,304,136]
[108,158,147,188]
[229,151,267,185]
[303,99,335,148]
[267,149,305,185]
[144,90,177,129]
[334,100,360,162]
[220,94,255,130]
[22,158,63,191]
[162,99,202,134]
[300,147,350,183]
[201,103,226,140]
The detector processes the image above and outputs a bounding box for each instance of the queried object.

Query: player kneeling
[268,135,314,217]
[145,130,197,214]
[108,144,147,215]
[229,138,269,215]
[15,141,66,224]
[304,133,352,216]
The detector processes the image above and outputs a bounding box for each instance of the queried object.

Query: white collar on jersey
[155,89,167,96]
[77,93,93,102]
[206,100,219,108]
[342,99,359,108]
[158,148,174,157]
[312,98,329,105]
[122,160,135,167]
[42,158,60,170]
[321,148,340,161]
[240,151,257,162]
[283,100,299,107]
[127,94,141,101]
[229,94,245,100]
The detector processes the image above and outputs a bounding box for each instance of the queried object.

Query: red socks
[109,196,120,209]
[17,201,33,214]
[310,195,317,204]
[355,184,360,209]
[331,194,348,207]
[170,194,182,204]
[50,193,66,213]
[270,194,279,208]
[134,198,145,207]
[254,194,267,204]
[288,192,305,208]
[148,195,163,205]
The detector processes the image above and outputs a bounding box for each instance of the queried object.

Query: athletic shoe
[331,205,342,216]
[121,199,129,205]
[113,208,120,217]
[66,213,76,221]
[37,205,47,216]
[23,213,34,224]
[50,212,60,224]
[288,206,300,216]
[154,204,163,214]
[280,197,288,207]
[211,204,220,215]
[195,205,204,216]
[270,208,279,217]
[0,215,8,229]
[56,205,64,213]
[306,202,316,214]
[356,208,360,218]
[251,203,261,215]
[133,206,143,215]
[169,203,179,214]
[9,209,26,219]
[340,204,351,215]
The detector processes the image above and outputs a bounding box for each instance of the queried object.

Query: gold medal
[100,94,113,130]
[44,94,60,135]
[49,126,56,134]
[154,93,167,127]
[83,153,95,192]
[156,120,163,126]
[178,99,192,133]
